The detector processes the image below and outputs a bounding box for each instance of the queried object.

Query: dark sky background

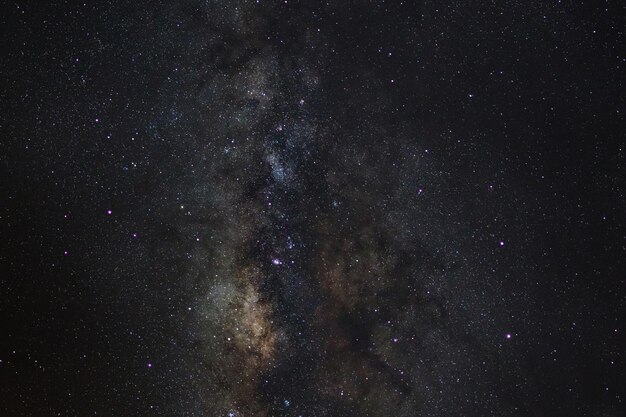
[1,1,624,416]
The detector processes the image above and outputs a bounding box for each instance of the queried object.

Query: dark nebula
[1,1,624,416]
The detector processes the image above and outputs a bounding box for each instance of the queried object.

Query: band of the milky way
[0,1,624,416]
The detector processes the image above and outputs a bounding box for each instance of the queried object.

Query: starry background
[1,1,624,416]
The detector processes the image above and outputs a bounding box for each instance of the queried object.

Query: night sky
[1,1,624,416]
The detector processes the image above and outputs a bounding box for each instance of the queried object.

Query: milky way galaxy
[1,1,624,416]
